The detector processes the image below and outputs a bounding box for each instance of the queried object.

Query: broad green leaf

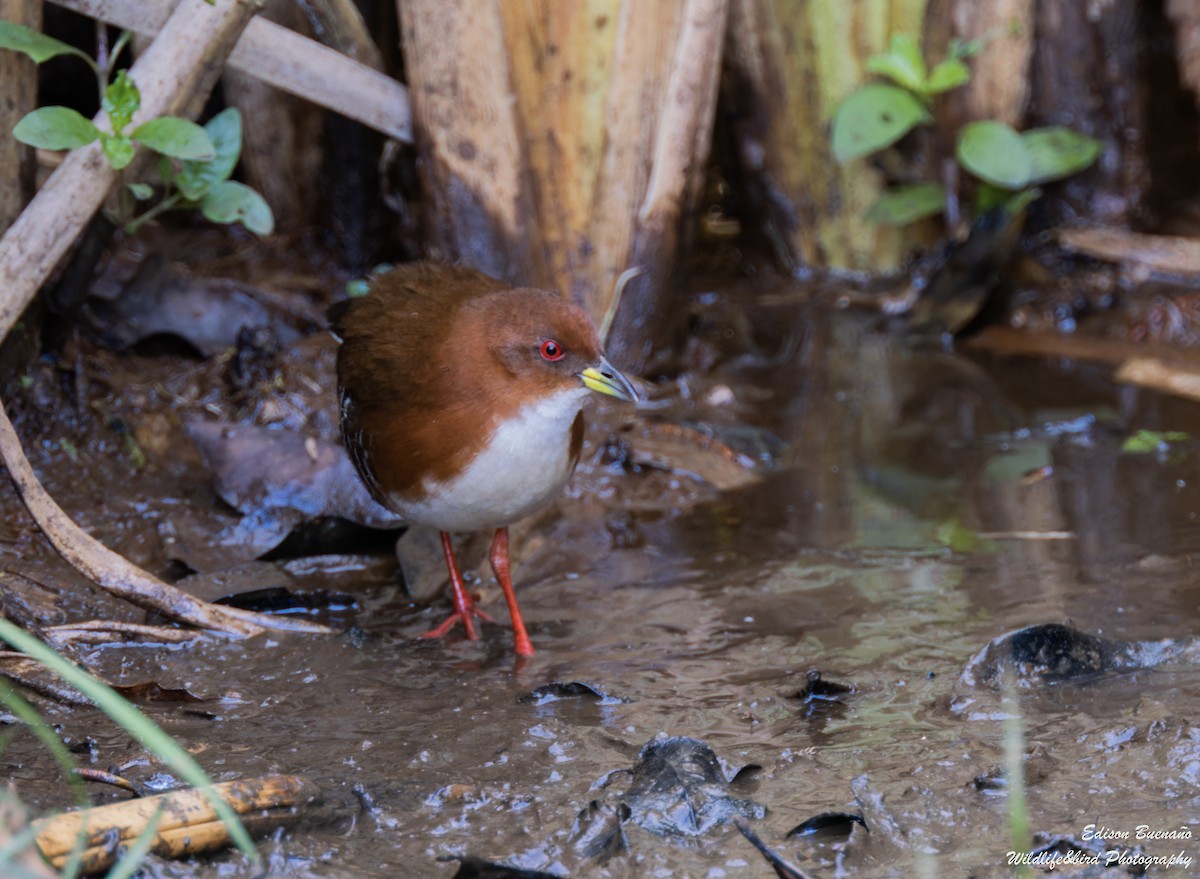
[100,132,135,170]
[126,182,154,200]
[831,83,932,163]
[103,69,140,135]
[865,183,946,225]
[12,106,98,150]
[1022,126,1101,184]
[0,20,92,65]
[956,120,1031,189]
[175,107,242,200]
[865,34,927,92]
[201,180,274,236]
[926,58,970,94]
[132,116,215,160]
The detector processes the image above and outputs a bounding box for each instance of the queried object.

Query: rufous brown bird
[332,262,639,656]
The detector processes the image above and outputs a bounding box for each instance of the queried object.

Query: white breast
[389,387,590,532]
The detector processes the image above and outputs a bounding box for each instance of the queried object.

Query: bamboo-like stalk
[398,0,728,369]
[0,0,41,234]
[33,775,321,873]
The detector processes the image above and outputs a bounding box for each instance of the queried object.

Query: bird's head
[466,289,640,405]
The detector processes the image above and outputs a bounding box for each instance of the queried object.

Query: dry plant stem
[33,774,322,872]
[1114,356,1200,403]
[0,403,328,635]
[56,0,411,141]
[1057,226,1200,278]
[45,620,202,646]
[0,0,331,637]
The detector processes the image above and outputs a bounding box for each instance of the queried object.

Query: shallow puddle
[4,300,1199,877]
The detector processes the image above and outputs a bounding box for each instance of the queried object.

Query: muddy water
[6,304,1200,878]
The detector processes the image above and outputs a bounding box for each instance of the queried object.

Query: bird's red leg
[489,527,534,657]
[420,531,494,641]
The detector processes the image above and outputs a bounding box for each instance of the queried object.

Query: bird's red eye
[540,339,564,361]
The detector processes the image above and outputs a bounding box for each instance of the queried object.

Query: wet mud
[2,276,1199,878]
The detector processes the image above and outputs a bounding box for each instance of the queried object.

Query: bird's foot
[419,598,497,642]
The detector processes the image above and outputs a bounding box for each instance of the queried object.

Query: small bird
[332,262,639,656]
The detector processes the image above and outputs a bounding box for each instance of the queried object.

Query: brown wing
[333,262,512,506]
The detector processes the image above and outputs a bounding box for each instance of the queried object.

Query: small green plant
[0,21,273,236]
[831,33,1101,226]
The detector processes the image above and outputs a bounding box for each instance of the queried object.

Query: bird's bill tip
[580,358,640,403]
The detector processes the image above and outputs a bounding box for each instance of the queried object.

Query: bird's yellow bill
[581,357,639,402]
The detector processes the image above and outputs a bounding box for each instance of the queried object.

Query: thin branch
[53,0,412,141]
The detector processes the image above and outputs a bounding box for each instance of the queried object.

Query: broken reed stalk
[32,774,322,873]
[0,0,330,638]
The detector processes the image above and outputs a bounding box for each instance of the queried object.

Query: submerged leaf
[1120,429,1190,454]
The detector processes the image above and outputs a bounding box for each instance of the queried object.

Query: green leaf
[100,132,135,170]
[0,20,93,65]
[831,83,933,163]
[156,154,177,186]
[12,106,99,150]
[174,107,242,200]
[933,516,997,553]
[201,180,274,235]
[1120,429,1190,454]
[865,183,946,225]
[126,182,154,200]
[1003,187,1041,215]
[926,58,970,94]
[102,69,140,135]
[1022,126,1101,184]
[132,116,215,160]
[956,120,1031,189]
[866,34,927,92]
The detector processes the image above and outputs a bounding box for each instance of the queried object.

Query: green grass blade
[0,620,261,867]
[1003,676,1032,879]
[102,806,163,879]
[0,678,90,878]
